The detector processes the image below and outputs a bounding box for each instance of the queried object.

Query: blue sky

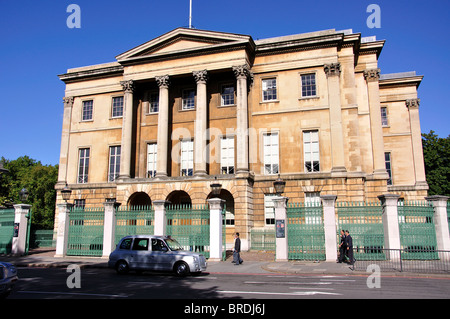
[0,0,449,165]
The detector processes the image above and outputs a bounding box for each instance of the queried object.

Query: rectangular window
[220,136,235,174]
[147,143,157,178]
[149,92,159,113]
[301,74,317,97]
[221,85,235,106]
[78,148,90,183]
[303,130,320,172]
[108,146,121,182]
[111,96,123,118]
[180,140,194,176]
[82,100,93,121]
[381,107,388,126]
[305,192,321,224]
[264,194,275,225]
[182,89,195,110]
[385,152,392,185]
[263,132,279,175]
[74,199,85,209]
[262,78,277,101]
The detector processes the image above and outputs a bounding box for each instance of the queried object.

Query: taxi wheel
[174,261,190,277]
[115,260,129,275]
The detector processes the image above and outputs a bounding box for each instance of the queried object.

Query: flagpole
[189,0,192,28]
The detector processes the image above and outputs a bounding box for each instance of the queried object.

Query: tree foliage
[422,131,450,196]
[0,156,58,229]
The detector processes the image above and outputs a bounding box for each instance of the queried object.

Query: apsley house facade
[55,27,428,249]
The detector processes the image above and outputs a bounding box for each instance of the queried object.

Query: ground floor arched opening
[166,190,192,206]
[127,192,151,207]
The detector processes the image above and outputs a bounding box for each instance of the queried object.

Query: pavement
[1,248,448,278]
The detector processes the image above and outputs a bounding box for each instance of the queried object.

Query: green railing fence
[115,205,154,245]
[337,201,385,260]
[398,200,438,260]
[67,207,105,257]
[166,205,210,258]
[0,209,15,254]
[287,202,325,260]
[250,227,275,251]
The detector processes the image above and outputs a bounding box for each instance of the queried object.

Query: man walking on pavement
[337,229,347,263]
[345,230,354,265]
[232,232,243,265]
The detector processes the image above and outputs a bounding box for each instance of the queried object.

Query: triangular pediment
[116,28,253,62]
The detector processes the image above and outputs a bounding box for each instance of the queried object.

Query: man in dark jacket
[337,230,347,263]
[345,230,354,265]
[233,232,243,265]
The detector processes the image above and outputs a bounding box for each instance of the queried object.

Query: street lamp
[61,183,72,203]
[210,177,222,198]
[273,174,286,196]
[19,188,29,202]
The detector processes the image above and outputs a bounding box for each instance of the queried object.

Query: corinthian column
[57,96,74,185]
[233,65,251,174]
[324,63,346,174]
[193,70,208,176]
[364,69,388,178]
[155,75,170,178]
[119,80,134,179]
[406,98,427,188]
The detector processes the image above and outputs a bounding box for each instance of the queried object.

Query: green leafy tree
[0,156,58,229]
[422,131,450,196]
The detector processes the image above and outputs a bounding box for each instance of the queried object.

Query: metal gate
[287,202,325,260]
[337,201,385,260]
[67,207,104,256]
[115,205,154,245]
[398,201,438,260]
[0,209,15,254]
[166,205,210,258]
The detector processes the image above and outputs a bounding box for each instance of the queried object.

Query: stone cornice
[58,64,123,84]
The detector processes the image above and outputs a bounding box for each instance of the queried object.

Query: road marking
[219,290,341,296]
[245,281,334,285]
[18,290,128,298]
[320,279,356,282]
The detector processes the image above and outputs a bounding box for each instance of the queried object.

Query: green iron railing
[67,207,104,257]
[398,200,438,260]
[250,227,275,251]
[0,209,15,254]
[287,202,325,260]
[166,205,210,258]
[115,205,154,245]
[337,201,385,261]
[32,230,56,248]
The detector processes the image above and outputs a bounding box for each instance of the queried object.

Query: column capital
[156,74,170,88]
[324,63,341,77]
[120,80,135,93]
[405,98,420,109]
[63,96,74,108]
[193,70,208,84]
[232,64,252,80]
[364,68,380,82]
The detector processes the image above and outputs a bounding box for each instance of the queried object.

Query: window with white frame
[182,89,195,110]
[82,100,93,121]
[221,84,235,106]
[385,152,392,185]
[147,143,157,178]
[381,107,388,126]
[220,136,235,174]
[149,92,159,113]
[108,146,121,182]
[262,78,277,101]
[263,132,279,175]
[78,148,90,183]
[305,192,321,224]
[303,130,320,172]
[301,73,317,97]
[180,140,194,176]
[264,194,276,225]
[111,96,123,118]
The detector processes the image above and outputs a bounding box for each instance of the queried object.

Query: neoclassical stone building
[56,28,427,248]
